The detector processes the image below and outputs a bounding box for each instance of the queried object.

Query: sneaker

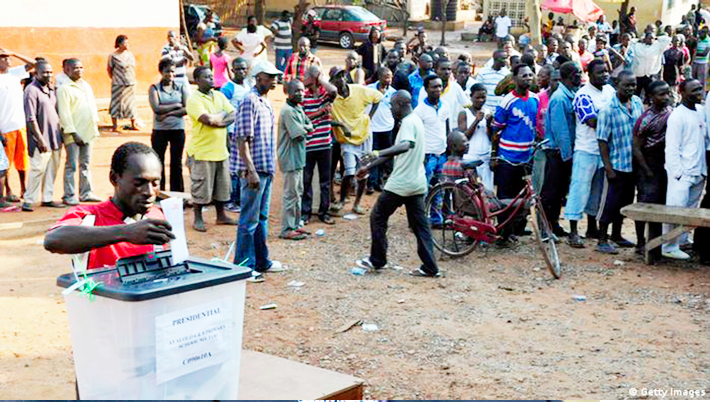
[264,260,288,272]
[279,230,307,241]
[408,268,441,278]
[225,203,241,213]
[319,215,336,225]
[330,202,343,212]
[63,199,80,206]
[356,256,385,270]
[568,233,585,248]
[21,202,34,212]
[552,225,570,237]
[41,201,66,208]
[352,205,366,215]
[596,242,619,255]
[80,194,103,203]
[662,249,691,260]
[611,237,635,248]
[366,187,374,195]
[246,270,265,283]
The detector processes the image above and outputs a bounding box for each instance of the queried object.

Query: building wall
[0,0,178,98]
[596,0,695,32]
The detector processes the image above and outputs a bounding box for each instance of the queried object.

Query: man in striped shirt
[301,65,337,225]
[283,37,322,85]
[475,49,510,110]
[270,11,293,75]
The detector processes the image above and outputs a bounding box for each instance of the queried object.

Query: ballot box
[57,251,250,400]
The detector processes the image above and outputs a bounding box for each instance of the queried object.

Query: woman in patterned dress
[107,35,138,131]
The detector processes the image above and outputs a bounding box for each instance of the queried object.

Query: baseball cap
[250,61,282,78]
[329,66,347,79]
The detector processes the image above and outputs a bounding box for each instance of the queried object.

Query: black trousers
[636,75,654,98]
[694,151,710,262]
[598,170,635,225]
[539,150,571,226]
[495,161,528,238]
[151,129,185,192]
[368,130,393,189]
[302,148,332,219]
[635,152,666,256]
[370,190,439,275]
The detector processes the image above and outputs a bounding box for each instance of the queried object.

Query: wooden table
[238,350,364,400]
[621,202,710,264]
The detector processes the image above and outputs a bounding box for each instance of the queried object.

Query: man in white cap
[232,61,285,282]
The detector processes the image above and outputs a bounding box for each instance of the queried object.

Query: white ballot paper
[160,197,189,264]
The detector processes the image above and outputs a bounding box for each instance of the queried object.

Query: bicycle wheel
[530,201,562,279]
[424,182,483,257]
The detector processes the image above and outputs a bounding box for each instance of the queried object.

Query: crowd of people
[3,7,708,284]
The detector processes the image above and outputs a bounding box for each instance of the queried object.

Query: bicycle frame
[445,168,536,243]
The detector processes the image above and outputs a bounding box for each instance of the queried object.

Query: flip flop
[1,205,21,212]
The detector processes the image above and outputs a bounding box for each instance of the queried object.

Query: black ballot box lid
[57,251,251,302]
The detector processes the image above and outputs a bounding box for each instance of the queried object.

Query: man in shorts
[185,66,237,232]
[0,48,36,202]
[329,67,382,215]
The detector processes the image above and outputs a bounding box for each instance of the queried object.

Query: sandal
[279,231,307,241]
[352,205,366,215]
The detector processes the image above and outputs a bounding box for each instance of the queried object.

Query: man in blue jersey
[491,64,539,245]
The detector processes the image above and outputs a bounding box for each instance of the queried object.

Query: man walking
[271,11,293,75]
[301,65,337,225]
[541,61,582,236]
[355,91,440,278]
[278,80,313,240]
[566,59,615,247]
[662,79,707,260]
[0,48,35,203]
[596,70,643,254]
[57,58,102,205]
[186,66,237,232]
[491,64,538,244]
[21,61,64,211]
[233,62,285,282]
[283,38,322,85]
[495,9,512,48]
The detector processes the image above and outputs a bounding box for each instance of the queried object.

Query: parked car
[182,4,223,44]
[305,5,387,49]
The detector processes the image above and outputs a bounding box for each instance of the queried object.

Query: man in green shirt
[278,80,313,240]
[354,90,440,278]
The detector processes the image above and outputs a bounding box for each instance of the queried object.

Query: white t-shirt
[237,26,273,63]
[495,16,512,39]
[235,31,264,65]
[462,107,492,161]
[417,80,470,126]
[366,83,396,133]
[665,104,708,178]
[413,97,452,155]
[0,66,30,134]
[572,83,615,155]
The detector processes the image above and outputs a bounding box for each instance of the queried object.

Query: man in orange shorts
[0,48,35,202]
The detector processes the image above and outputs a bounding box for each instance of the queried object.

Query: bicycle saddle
[462,160,484,170]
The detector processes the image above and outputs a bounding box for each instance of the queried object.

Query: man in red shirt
[44,142,175,269]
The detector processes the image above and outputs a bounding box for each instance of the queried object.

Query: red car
[306,5,387,49]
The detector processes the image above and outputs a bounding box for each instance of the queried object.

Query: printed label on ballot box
[155,298,234,384]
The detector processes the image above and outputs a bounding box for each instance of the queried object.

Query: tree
[395,0,409,36]
[440,0,451,46]
[255,0,266,25]
[292,0,310,51]
[618,0,630,35]
[528,0,542,46]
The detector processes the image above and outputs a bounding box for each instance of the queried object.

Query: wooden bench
[239,350,364,400]
[621,202,710,264]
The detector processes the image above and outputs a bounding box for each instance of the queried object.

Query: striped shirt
[232,88,277,174]
[270,19,293,50]
[596,94,643,173]
[302,86,334,152]
[493,91,539,164]
[476,65,510,110]
[161,44,188,78]
[283,53,322,83]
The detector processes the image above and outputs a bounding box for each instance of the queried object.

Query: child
[458,83,494,190]
[210,37,232,89]
[442,129,469,182]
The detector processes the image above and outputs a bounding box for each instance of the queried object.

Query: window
[323,9,343,21]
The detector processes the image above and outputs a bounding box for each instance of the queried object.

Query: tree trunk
[401,1,409,37]
[255,0,266,25]
[440,0,449,46]
[528,0,542,46]
[618,0,629,35]
[293,0,310,52]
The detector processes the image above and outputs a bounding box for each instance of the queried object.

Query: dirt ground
[1,33,710,400]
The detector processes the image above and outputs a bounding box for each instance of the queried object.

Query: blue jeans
[235,172,273,271]
[424,153,447,224]
[564,150,604,221]
[367,130,393,189]
[230,172,241,206]
[275,48,293,73]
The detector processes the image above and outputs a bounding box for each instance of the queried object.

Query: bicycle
[424,147,562,279]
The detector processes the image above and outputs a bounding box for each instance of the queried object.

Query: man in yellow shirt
[56,58,102,205]
[329,68,383,215]
[186,65,237,232]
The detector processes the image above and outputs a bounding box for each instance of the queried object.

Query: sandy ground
[1,33,710,399]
